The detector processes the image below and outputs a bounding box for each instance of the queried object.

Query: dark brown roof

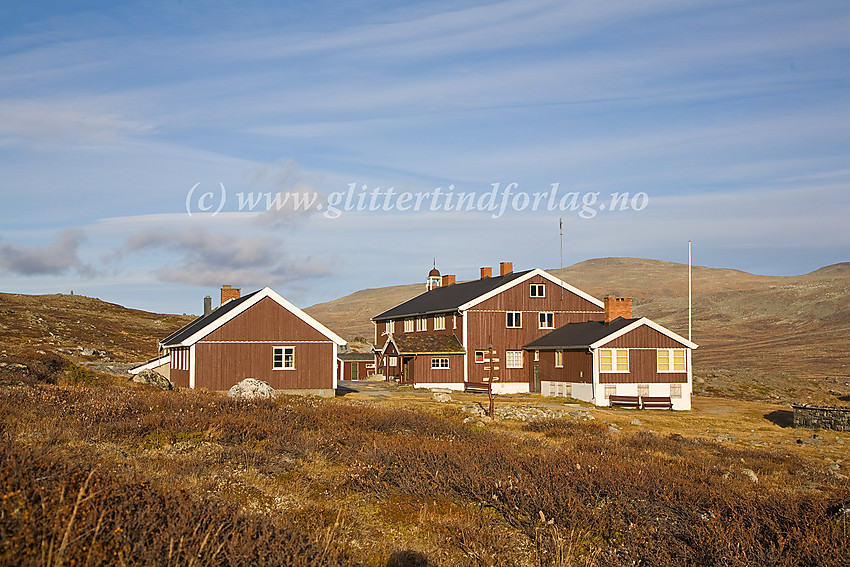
[161,290,262,347]
[392,334,465,355]
[525,318,640,350]
[373,270,531,321]
[338,352,374,362]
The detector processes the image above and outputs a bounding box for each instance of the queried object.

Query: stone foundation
[791,404,850,432]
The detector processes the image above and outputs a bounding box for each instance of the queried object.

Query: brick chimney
[604,295,633,323]
[221,285,241,304]
[442,274,456,286]
[500,261,513,276]
[203,295,212,316]
[480,267,492,279]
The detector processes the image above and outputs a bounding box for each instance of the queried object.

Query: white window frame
[506,312,522,328]
[555,350,563,368]
[385,320,394,334]
[599,348,629,373]
[273,346,295,370]
[416,317,427,332]
[505,350,523,369]
[538,312,554,329]
[534,350,539,362]
[474,350,489,364]
[530,283,545,297]
[434,315,446,330]
[657,348,686,372]
[404,319,414,333]
[387,356,398,366]
[431,357,449,369]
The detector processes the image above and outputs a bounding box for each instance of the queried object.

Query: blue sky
[1,0,848,315]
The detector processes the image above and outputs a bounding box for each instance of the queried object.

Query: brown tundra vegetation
[0,356,848,566]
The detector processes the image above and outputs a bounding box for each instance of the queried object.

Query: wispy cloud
[114,227,334,289]
[0,229,96,276]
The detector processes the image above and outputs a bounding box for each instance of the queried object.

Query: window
[404,319,414,333]
[637,384,650,397]
[670,384,682,399]
[387,356,398,366]
[530,283,545,297]
[549,382,571,397]
[599,348,629,372]
[657,349,686,372]
[431,358,449,369]
[505,350,523,369]
[506,312,522,328]
[555,350,563,368]
[273,346,295,370]
[385,320,394,334]
[434,315,445,330]
[534,350,539,361]
[604,385,617,399]
[453,315,457,329]
[416,317,427,332]
[474,350,489,363]
[172,348,189,370]
[538,312,554,329]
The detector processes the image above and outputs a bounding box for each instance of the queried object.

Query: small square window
[431,357,449,369]
[273,346,295,370]
[530,284,545,297]
[505,350,523,369]
[434,315,445,330]
[538,312,554,329]
[670,384,682,398]
[474,350,489,363]
[416,318,427,332]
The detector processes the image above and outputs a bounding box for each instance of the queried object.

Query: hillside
[1,257,848,403]
[0,292,193,363]
[305,258,850,402]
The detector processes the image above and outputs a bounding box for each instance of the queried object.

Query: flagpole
[688,240,692,343]
[559,218,564,302]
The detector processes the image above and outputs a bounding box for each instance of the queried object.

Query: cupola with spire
[426,260,441,291]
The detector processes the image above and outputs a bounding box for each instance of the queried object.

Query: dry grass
[0,360,848,566]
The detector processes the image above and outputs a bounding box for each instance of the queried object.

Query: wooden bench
[464,381,491,394]
[641,396,673,410]
[608,394,640,409]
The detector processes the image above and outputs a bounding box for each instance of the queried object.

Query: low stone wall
[791,404,850,432]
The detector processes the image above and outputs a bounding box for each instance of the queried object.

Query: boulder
[132,369,174,390]
[432,392,452,403]
[228,378,275,400]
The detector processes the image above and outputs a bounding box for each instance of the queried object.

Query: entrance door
[533,365,541,393]
[402,357,413,384]
[351,362,359,381]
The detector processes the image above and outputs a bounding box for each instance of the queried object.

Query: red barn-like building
[145,286,346,396]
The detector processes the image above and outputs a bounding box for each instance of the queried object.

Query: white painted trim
[462,311,469,383]
[591,348,599,404]
[332,343,339,390]
[457,269,604,311]
[189,345,196,389]
[178,287,346,347]
[129,354,170,375]
[589,317,698,350]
